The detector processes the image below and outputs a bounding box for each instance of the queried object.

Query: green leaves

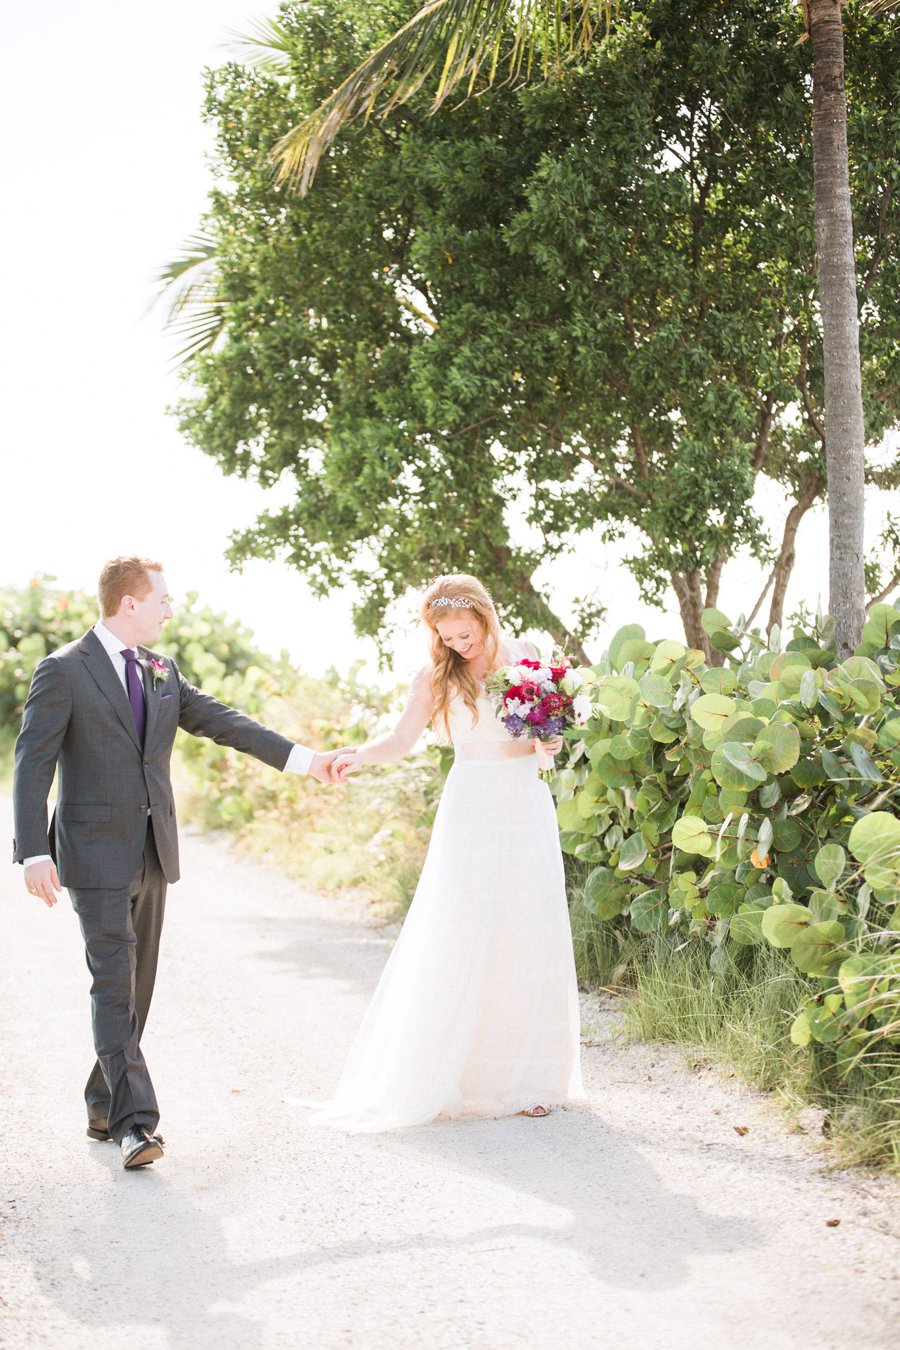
[710,742,767,790]
[848,811,900,901]
[557,609,900,1069]
[761,904,811,948]
[690,693,736,732]
[672,815,714,856]
[813,844,846,889]
[593,675,639,722]
[583,866,628,920]
[753,722,801,774]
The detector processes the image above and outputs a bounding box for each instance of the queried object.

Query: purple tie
[121,649,146,745]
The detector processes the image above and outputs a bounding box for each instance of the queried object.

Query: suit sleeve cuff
[284,744,315,775]
[23,855,52,867]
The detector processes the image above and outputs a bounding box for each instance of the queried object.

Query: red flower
[543,692,565,714]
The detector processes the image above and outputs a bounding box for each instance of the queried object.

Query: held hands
[24,860,62,908]
[308,748,359,786]
[333,749,361,782]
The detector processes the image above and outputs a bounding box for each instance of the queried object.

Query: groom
[12,556,341,1169]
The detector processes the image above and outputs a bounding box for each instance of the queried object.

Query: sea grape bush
[555,603,900,1066]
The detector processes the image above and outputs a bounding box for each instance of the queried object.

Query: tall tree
[169,1,899,656]
[267,0,899,655]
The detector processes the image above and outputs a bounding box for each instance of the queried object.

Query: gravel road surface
[1,796,898,1349]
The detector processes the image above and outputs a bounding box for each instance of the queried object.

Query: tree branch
[866,568,900,608]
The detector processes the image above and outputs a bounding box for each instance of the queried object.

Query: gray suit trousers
[68,824,167,1142]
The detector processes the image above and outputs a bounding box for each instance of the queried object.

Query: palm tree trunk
[809,0,867,656]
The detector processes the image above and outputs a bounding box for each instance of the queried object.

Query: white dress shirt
[23,625,315,866]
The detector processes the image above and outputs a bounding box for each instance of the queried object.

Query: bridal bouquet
[486,657,592,748]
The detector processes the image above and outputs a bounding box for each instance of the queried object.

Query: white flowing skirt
[312,755,584,1132]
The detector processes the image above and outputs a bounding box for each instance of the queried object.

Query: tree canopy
[172,0,900,654]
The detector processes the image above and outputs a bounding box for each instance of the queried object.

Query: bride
[315,573,584,1132]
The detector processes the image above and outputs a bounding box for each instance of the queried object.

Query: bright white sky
[2,1,896,683]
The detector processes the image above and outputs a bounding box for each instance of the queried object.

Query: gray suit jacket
[12,629,295,888]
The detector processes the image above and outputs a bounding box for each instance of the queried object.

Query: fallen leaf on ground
[733,1125,749,1136]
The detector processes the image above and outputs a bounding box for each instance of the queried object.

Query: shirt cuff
[284,744,315,776]
[24,855,52,867]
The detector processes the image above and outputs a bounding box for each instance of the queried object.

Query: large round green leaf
[639,672,675,708]
[701,607,733,636]
[618,833,649,872]
[790,921,845,976]
[583,867,628,920]
[618,637,656,667]
[790,1008,812,1046]
[760,903,811,948]
[730,901,768,946]
[690,693,736,732]
[556,796,587,833]
[608,625,646,670]
[671,815,714,856]
[699,667,737,696]
[649,639,687,675]
[848,811,900,900]
[876,717,900,753]
[630,887,669,933]
[593,675,639,722]
[707,881,743,916]
[813,843,846,889]
[848,810,900,862]
[710,742,767,790]
[753,722,801,774]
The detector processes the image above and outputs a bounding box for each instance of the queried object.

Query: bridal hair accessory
[429,596,475,610]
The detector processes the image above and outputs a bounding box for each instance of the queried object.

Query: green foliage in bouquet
[555,603,900,1073]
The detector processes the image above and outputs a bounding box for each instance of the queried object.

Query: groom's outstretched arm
[173,660,339,783]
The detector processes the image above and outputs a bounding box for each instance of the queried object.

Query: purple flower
[527,703,548,725]
[541,716,566,737]
[503,714,526,738]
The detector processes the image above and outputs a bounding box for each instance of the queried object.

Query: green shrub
[555,602,900,1155]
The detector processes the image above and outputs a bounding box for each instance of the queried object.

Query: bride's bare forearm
[355,733,410,767]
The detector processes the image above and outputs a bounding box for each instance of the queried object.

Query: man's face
[129,570,173,646]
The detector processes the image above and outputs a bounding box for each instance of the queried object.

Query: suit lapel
[138,646,163,749]
[80,629,142,752]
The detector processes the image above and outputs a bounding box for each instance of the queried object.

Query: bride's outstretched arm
[336,668,433,777]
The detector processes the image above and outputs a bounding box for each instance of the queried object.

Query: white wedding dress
[312,639,584,1132]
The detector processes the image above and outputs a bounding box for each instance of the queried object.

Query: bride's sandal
[517,1105,551,1118]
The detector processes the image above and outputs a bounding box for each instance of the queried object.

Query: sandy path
[1,795,897,1349]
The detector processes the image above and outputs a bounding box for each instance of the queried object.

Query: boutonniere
[141,657,169,691]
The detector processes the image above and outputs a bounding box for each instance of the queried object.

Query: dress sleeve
[355,667,434,767]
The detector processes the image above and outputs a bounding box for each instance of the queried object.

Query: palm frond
[865,1,900,13]
[226,15,297,76]
[272,1,615,194]
[154,232,227,365]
